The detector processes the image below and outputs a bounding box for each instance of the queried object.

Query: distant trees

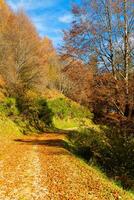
[61,59,94,105]
[40,37,60,89]
[62,0,134,118]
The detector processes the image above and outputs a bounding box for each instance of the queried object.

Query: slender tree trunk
[106,0,116,79]
[124,0,130,117]
[107,0,122,114]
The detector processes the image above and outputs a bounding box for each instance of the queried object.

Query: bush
[69,127,108,161]
[0,97,19,116]
[13,117,37,134]
[68,126,134,190]
[17,96,54,131]
[37,99,54,127]
[103,127,134,189]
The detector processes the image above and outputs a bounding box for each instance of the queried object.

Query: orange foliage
[63,60,94,105]
[0,2,58,96]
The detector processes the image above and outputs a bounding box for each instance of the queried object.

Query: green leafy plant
[68,126,134,190]
[17,96,54,131]
[0,97,19,116]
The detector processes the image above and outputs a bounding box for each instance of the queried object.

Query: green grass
[78,158,134,199]
[0,115,22,138]
[53,117,79,130]
[53,115,105,131]
[47,97,93,120]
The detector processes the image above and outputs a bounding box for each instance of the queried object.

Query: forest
[0,0,134,199]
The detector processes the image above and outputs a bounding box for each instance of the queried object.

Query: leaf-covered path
[0,133,133,200]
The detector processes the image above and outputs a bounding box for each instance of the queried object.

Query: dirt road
[0,133,133,200]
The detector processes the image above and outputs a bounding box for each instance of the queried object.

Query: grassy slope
[44,89,93,130]
[0,91,22,138]
[78,158,134,199]
[64,127,134,199]
[0,115,22,138]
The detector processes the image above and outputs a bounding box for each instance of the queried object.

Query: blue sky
[6,0,79,48]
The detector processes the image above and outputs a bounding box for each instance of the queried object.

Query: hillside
[0,115,22,138]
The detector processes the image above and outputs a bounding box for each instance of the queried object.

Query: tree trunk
[124,0,130,117]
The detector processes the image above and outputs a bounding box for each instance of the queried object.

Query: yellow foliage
[0,0,10,12]
[0,0,5,7]
[0,75,5,87]
[25,90,40,101]
[0,92,5,101]
[42,89,64,100]
[40,37,60,83]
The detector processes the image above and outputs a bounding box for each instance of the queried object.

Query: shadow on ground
[14,132,74,156]
[15,138,68,148]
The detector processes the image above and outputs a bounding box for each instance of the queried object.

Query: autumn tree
[62,0,134,118]
[40,37,60,89]
[0,0,11,74]
[61,58,94,105]
[39,37,75,95]
[0,2,49,97]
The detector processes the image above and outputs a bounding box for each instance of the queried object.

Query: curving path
[0,134,133,200]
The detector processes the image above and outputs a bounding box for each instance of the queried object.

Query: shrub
[103,127,134,189]
[13,117,37,134]
[17,96,54,131]
[0,97,19,116]
[68,126,134,190]
[37,99,54,127]
[69,127,108,161]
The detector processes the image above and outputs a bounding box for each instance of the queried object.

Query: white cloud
[6,0,70,47]
[59,14,73,23]
[6,0,58,11]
